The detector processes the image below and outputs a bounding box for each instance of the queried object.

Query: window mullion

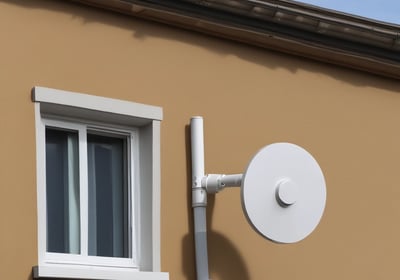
[79,126,89,257]
[67,131,80,254]
[130,132,138,265]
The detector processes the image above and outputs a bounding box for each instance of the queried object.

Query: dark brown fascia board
[200,0,400,50]
[71,0,400,80]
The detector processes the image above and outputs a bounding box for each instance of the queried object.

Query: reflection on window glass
[87,134,130,258]
[46,128,80,254]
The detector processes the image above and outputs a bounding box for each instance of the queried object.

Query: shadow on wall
[2,0,400,92]
[181,197,251,280]
[182,126,250,280]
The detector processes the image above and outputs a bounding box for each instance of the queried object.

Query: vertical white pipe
[191,116,204,193]
[191,116,209,280]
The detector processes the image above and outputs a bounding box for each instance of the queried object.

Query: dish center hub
[276,179,299,206]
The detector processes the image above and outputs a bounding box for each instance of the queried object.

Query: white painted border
[33,86,167,280]
[33,86,162,121]
[151,120,162,271]
[34,103,47,269]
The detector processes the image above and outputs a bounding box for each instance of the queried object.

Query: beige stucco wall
[1,1,400,279]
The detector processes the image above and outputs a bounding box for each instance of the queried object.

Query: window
[44,121,134,260]
[33,87,168,280]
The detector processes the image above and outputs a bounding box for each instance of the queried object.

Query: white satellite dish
[241,143,326,243]
[190,116,327,280]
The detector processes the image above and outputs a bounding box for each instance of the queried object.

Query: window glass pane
[46,128,80,254]
[87,133,130,258]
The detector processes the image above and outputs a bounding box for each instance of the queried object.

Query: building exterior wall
[1,1,400,280]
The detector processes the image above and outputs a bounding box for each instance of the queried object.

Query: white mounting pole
[191,117,244,280]
[191,117,209,280]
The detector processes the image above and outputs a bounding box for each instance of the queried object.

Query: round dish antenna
[190,116,327,280]
[241,143,326,243]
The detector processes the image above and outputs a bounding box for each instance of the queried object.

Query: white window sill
[33,265,169,280]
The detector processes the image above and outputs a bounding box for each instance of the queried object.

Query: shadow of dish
[181,233,251,280]
[182,196,251,280]
[207,197,251,280]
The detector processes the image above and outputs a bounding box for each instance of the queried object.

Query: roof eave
[71,0,400,80]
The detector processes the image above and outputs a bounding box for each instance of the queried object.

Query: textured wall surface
[1,1,400,279]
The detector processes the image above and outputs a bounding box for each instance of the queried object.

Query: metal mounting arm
[201,174,242,193]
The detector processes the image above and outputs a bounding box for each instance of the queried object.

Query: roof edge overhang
[71,0,400,80]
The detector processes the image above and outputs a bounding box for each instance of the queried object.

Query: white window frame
[32,87,168,280]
